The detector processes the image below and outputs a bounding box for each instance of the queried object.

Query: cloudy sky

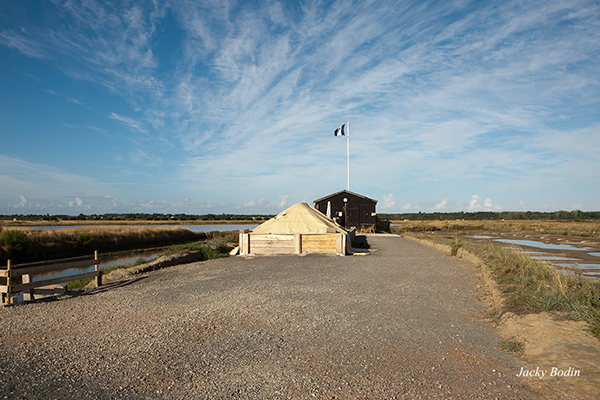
[1,0,599,215]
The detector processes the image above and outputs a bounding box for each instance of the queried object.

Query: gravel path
[0,235,563,399]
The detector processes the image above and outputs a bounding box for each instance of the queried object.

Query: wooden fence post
[94,251,102,287]
[22,273,33,301]
[6,259,12,305]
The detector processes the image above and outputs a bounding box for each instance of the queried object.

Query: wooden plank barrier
[239,231,347,256]
[1,252,102,305]
[301,234,338,253]
[249,234,295,255]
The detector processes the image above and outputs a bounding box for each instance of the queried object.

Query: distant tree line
[378,210,600,221]
[0,213,273,222]
[2,210,599,223]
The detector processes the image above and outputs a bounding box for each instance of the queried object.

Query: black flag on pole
[334,123,346,136]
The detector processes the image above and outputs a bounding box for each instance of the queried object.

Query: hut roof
[251,202,347,235]
[313,189,377,204]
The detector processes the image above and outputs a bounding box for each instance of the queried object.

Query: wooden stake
[6,259,11,305]
[22,273,33,301]
[94,251,102,287]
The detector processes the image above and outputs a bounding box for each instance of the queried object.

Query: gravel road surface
[0,235,563,399]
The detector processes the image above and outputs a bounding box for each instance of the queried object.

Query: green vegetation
[450,238,463,256]
[407,233,600,339]
[77,233,94,248]
[0,229,30,263]
[500,337,525,356]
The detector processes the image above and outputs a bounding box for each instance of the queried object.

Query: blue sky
[1,0,599,215]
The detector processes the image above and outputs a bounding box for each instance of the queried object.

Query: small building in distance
[313,190,378,232]
[238,202,350,256]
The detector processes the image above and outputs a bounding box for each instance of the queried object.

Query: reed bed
[0,226,211,264]
[393,220,600,237]
[0,219,257,227]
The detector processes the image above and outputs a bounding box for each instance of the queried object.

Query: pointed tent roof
[251,202,347,235]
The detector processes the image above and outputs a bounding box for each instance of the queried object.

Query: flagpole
[346,120,350,191]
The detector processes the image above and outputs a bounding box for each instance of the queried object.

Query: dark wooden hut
[313,190,377,232]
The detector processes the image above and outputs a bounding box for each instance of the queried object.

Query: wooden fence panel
[7,258,97,277]
[9,271,101,293]
[1,252,102,305]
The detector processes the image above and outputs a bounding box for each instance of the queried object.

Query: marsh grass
[450,238,463,256]
[408,233,600,339]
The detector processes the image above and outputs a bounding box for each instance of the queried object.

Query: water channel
[469,234,600,279]
[16,224,258,286]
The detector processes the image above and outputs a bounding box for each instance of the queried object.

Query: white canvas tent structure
[239,202,351,256]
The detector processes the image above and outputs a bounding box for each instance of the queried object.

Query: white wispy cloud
[109,113,148,134]
[0,29,46,58]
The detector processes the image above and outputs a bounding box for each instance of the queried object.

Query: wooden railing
[0,251,102,305]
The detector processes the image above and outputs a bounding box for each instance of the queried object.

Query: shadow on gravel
[88,277,147,294]
[11,277,148,306]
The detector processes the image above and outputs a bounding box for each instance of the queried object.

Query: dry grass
[0,219,256,227]
[392,220,600,237]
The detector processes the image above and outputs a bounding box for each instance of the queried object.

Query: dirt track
[0,235,574,399]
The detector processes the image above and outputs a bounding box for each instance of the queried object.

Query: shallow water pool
[493,239,593,252]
